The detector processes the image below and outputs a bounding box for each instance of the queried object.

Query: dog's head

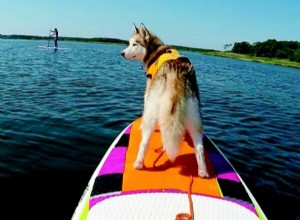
[121,24,164,63]
[120,24,149,61]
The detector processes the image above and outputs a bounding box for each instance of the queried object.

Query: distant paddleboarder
[50,28,58,47]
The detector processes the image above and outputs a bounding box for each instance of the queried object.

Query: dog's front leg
[134,126,153,169]
[134,115,156,169]
[134,132,150,169]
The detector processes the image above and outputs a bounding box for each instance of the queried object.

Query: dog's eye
[133,43,137,46]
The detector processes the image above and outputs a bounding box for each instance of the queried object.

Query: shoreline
[201,51,300,69]
[1,35,299,69]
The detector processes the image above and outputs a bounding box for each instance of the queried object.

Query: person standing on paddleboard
[50,28,58,47]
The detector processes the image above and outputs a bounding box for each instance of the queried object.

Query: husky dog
[121,24,209,178]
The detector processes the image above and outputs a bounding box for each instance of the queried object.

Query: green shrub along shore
[202,51,300,69]
[218,39,300,69]
[174,39,300,69]
[1,34,299,69]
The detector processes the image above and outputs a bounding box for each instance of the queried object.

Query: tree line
[0,34,215,53]
[231,39,300,62]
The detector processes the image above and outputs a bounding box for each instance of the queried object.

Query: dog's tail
[158,96,186,162]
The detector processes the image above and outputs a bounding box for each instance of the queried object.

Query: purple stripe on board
[217,171,240,182]
[99,147,127,176]
[124,124,132,135]
[90,189,185,209]
[89,190,257,215]
[225,196,257,215]
[90,192,121,208]
[209,152,240,182]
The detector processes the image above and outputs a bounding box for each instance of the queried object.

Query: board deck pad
[38,45,70,50]
[72,118,267,220]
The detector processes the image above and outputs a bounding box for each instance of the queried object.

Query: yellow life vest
[146,49,180,81]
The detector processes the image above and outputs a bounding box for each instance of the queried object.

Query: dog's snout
[121,51,125,57]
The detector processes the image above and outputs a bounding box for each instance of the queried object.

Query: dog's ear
[139,23,150,38]
[132,23,139,34]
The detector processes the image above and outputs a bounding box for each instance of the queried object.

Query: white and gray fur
[121,24,209,178]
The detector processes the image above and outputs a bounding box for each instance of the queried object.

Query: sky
[1,0,299,50]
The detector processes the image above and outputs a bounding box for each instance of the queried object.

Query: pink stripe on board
[209,152,241,182]
[99,147,127,176]
[124,125,132,134]
[217,172,240,182]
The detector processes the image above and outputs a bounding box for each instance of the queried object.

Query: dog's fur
[121,24,209,178]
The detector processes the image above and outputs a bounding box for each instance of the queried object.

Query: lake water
[1,39,299,219]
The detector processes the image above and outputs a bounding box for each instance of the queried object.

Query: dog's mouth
[120,52,137,60]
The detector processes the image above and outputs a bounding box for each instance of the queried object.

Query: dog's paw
[134,160,144,170]
[198,169,209,178]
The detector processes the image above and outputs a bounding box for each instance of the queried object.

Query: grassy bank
[202,51,300,69]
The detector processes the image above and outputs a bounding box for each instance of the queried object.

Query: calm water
[1,40,299,219]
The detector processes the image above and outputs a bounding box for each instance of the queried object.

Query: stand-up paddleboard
[72,118,267,220]
[38,45,70,50]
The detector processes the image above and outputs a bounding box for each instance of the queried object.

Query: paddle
[48,30,51,47]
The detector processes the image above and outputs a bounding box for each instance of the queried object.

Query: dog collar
[146,49,180,81]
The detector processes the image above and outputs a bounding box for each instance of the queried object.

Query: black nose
[121,52,125,57]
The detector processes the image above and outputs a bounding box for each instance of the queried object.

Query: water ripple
[1,40,300,219]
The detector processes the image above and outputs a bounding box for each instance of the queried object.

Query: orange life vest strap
[146,49,180,80]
